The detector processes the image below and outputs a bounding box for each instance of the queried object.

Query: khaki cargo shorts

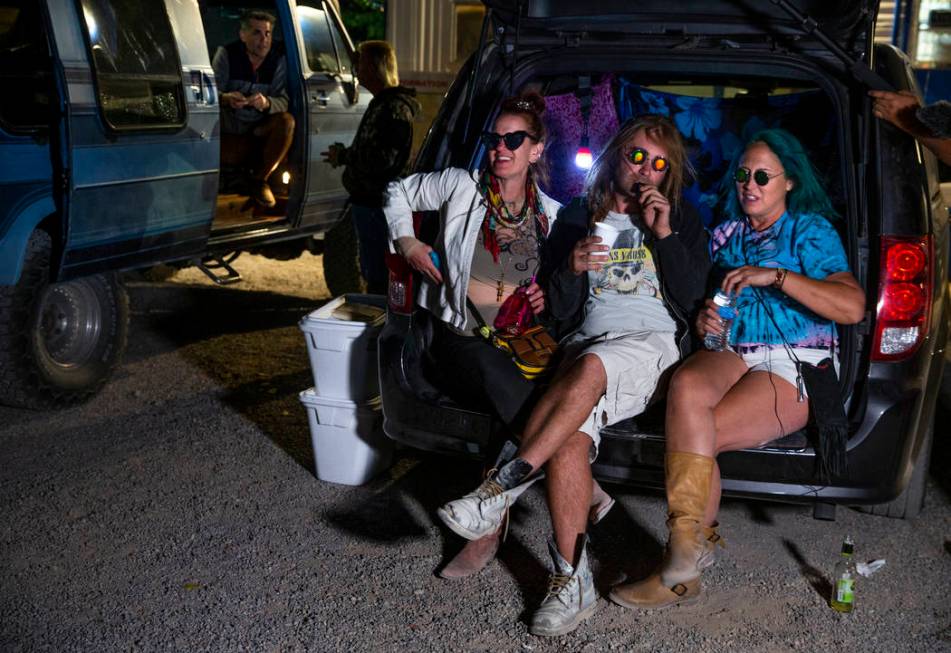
[560,329,680,459]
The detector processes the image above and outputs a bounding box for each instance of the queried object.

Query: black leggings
[430,321,538,431]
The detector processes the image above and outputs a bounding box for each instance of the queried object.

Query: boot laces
[545,573,573,601]
[476,476,505,501]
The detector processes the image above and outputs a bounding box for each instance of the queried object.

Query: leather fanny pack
[466,297,558,380]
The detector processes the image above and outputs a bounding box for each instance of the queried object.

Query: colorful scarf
[477,169,550,263]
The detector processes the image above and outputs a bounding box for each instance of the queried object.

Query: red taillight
[872,236,933,361]
[885,242,927,281]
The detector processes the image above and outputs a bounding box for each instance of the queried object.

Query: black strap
[466,296,489,331]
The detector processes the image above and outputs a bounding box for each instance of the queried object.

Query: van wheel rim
[38,280,103,367]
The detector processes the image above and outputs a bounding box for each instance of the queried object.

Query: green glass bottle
[830,535,856,613]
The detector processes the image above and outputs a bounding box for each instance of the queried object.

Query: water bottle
[704,290,736,351]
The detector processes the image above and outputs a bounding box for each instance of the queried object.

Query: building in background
[876,0,950,103]
[386,0,485,154]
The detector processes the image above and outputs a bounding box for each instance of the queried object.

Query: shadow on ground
[127,282,328,471]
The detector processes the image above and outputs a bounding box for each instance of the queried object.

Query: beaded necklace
[477,170,550,300]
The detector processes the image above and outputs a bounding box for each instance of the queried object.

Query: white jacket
[384,168,562,330]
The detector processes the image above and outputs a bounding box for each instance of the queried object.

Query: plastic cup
[592,222,620,249]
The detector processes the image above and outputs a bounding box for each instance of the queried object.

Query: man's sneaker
[529,535,598,637]
[436,463,541,541]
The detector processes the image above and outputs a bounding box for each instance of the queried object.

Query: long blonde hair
[585,115,692,224]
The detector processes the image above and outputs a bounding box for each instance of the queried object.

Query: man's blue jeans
[350,203,389,295]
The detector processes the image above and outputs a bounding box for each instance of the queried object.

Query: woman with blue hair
[610,128,865,610]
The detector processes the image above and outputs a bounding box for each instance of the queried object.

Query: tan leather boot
[699,522,726,570]
[610,452,714,609]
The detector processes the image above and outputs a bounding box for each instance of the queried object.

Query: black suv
[379,0,949,519]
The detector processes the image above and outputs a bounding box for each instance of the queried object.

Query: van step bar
[197,253,242,285]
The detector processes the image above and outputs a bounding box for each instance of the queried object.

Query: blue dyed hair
[719,128,838,222]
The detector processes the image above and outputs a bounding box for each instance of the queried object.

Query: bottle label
[835,577,854,604]
[718,306,737,320]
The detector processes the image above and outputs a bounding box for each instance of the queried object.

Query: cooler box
[299,294,386,400]
[299,389,393,485]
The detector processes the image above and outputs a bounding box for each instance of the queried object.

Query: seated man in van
[212,10,294,208]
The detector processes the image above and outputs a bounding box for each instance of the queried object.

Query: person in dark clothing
[869,89,951,166]
[324,41,420,294]
[212,10,294,208]
[436,115,710,637]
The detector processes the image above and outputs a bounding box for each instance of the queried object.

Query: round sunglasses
[627,147,669,173]
[481,130,536,151]
[734,166,785,186]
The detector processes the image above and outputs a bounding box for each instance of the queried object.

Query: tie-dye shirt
[709,211,849,352]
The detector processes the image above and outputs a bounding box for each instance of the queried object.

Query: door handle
[190,70,203,102]
[311,90,330,107]
[189,70,217,105]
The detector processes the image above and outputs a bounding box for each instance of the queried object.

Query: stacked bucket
[298,294,392,485]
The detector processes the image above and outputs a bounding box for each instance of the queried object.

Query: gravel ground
[1,253,949,652]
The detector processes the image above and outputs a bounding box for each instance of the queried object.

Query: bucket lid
[302,294,387,327]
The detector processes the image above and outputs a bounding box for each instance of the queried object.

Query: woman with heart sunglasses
[610,128,865,611]
[385,93,616,582]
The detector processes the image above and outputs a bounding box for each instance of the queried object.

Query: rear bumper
[379,311,944,506]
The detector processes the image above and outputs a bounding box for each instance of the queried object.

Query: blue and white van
[0,0,369,407]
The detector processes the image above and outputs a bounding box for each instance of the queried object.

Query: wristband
[773,267,787,290]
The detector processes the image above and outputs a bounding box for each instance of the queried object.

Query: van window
[79,0,185,130]
[0,2,53,130]
[327,11,352,76]
[297,3,338,74]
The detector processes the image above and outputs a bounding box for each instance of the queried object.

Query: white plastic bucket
[299,294,386,400]
[299,388,393,485]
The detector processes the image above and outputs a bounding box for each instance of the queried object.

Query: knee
[276,111,295,134]
[566,354,606,388]
[668,364,714,406]
[549,431,592,469]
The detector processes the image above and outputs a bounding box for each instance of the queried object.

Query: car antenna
[768,0,895,92]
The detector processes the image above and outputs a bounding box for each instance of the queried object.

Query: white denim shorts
[560,330,680,458]
[737,346,838,397]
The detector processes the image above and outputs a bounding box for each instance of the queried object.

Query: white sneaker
[436,470,541,541]
[530,535,598,637]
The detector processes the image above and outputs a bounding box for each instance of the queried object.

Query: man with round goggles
[435,114,710,636]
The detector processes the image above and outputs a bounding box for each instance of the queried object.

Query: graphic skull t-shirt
[578,210,677,338]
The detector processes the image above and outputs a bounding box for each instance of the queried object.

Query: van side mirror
[345,78,359,105]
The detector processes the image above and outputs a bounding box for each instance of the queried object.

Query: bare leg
[547,431,593,562]
[701,370,810,523]
[518,354,607,472]
[667,352,810,524]
[252,112,295,180]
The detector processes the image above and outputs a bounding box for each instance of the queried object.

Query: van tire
[0,230,129,409]
[322,207,365,296]
[858,423,933,520]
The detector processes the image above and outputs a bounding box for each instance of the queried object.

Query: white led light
[575,147,593,170]
[281,171,291,185]
[879,326,919,354]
